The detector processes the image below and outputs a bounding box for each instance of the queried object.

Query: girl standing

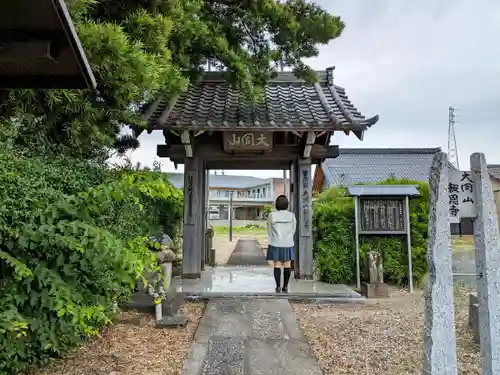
[266,195,296,293]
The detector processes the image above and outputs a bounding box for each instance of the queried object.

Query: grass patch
[213,224,267,235]
[452,235,475,252]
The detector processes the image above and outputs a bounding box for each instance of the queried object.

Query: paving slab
[226,238,269,266]
[181,298,323,375]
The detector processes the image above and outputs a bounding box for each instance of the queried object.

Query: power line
[448,106,460,170]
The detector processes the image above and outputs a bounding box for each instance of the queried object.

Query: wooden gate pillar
[296,158,314,279]
[290,160,300,277]
[199,160,206,271]
[182,156,203,278]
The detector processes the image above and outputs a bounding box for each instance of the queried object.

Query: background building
[312,148,440,194]
[167,172,288,221]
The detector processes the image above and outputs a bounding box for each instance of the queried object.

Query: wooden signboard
[359,198,405,234]
[223,131,273,152]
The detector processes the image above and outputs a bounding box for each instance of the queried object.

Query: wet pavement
[180,298,323,375]
[174,236,361,299]
[226,238,269,266]
[173,266,361,299]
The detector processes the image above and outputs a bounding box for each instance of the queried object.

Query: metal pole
[405,196,414,293]
[354,196,361,289]
[229,191,233,242]
[283,169,288,196]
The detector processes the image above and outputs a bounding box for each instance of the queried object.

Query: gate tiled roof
[144,67,379,134]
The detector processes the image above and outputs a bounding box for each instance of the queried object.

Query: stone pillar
[422,152,458,375]
[297,158,313,279]
[471,153,500,373]
[182,156,203,279]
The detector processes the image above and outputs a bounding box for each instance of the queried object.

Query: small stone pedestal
[361,251,389,298]
[361,282,390,298]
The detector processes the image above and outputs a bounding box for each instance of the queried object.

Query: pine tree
[5,0,344,158]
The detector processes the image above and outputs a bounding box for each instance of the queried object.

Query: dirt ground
[293,286,481,375]
[30,303,205,375]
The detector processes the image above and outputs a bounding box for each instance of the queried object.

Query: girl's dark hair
[275,195,289,211]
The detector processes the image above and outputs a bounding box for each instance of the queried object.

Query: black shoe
[281,287,288,293]
[275,287,281,293]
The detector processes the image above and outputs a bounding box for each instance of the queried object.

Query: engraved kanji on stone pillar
[182,156,203,279]
[297,158,313,279]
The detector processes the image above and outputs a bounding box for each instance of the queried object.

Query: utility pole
[283,169,288,197]
[448,106,460,170]
[229,191,233,242]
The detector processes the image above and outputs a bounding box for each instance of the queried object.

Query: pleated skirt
[266,245,294,261]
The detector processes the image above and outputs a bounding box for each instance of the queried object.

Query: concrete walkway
[226,238,269,266]
[180,298,322,375]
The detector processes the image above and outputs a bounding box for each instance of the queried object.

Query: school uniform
[266,210,296,261]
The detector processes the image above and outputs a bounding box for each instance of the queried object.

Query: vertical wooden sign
[299,167,311,237]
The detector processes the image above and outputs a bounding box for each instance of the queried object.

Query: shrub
[262,204,273,219]
[313,178,429,286]
[0,148,182,375]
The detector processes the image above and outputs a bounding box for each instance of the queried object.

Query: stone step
[183,293,367,305]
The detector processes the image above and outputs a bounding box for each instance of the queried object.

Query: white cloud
[124,0,500,175]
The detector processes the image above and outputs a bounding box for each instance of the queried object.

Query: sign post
[348,185,420,292]
[229,191,233,242]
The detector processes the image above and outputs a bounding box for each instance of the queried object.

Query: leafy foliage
[3,0,344,158]
[313,179,429,286]
[0,1,346,372]
[0,147,182,375]
[262,204,273,219]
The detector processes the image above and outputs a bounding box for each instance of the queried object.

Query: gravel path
[293,287,480,375]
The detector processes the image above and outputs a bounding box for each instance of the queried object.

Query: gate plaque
[223,131,273,152]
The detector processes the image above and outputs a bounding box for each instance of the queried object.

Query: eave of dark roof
[339,148,442,155]
[322,147,442,186]
[487,164,500,181]
[0,0,96,90]
[143,67,379,136]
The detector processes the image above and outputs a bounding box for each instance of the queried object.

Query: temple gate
[141,67,379,279]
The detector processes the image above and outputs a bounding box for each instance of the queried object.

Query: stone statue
[366,251,384,284]
[137,234,177,294]
[361,250,389,298]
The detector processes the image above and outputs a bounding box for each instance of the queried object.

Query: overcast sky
[120,0,500,178]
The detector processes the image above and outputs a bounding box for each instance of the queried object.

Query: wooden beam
[205,160,293,170]
[303,131,316,158]
[157,144,339,160]
[181,130,193,157]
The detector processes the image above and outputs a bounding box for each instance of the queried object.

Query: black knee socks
[273,268,281,287]
[283,268,291,288]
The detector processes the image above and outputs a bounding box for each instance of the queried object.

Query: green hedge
[313,178,429,286]
[0,148,183,375]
